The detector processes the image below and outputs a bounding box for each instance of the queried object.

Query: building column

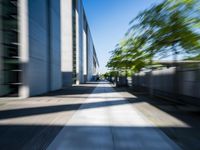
[75,0,80,85]
[61,0,73,86]
[76,0,85,84]
[83,29,87,83]
[18,0,29,98]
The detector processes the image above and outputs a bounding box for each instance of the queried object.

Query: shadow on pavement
[0,82,200,150]
[0,125,199,150]
[115,87,200,150]
[0,98,141,120]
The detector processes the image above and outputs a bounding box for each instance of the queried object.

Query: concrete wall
[19,0,61,97]
[177,67,200,98]
[132,66,200,105]
[27,0,49,96]
[20,0,96,96]
[1,0,98,97]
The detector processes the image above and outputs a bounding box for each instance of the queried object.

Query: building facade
[61,0,99,85]
[0,0,99,98]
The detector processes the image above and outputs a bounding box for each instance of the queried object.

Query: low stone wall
[132,65,200,105]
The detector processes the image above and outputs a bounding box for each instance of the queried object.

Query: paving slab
[0,84,95,150]
[48,82,181,150]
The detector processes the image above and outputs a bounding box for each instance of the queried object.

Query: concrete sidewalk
[48,82,181,150]
[0,83,96,150]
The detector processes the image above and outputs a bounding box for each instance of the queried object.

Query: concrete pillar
[75,3,80,85]
[18,0,30,98]
[61,0,73,86]
[76,0,84,84]
[86,30,94,81]
[48,0,62,91]
[83,29,87,82]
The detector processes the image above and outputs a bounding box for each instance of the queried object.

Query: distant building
[0,0,99,98]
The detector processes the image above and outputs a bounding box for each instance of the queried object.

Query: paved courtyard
[0,81,199,150]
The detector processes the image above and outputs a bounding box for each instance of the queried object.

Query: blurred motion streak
[106,0,200,105]
[0,0,99,98]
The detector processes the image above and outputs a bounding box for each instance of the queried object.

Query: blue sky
[83,0,162,73]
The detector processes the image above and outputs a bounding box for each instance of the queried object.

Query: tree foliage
[129,0,200,59]
[106,0,200,76]
[106,38,152,74]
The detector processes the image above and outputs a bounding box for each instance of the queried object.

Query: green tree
[106,37,152,75]
[128,0,200,61]
[106,0,200,80]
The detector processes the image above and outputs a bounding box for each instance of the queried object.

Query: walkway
[47,82,181,150]
[1,81,199,150]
